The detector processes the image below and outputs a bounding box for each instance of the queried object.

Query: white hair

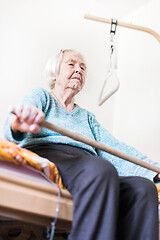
[45,49,85,89]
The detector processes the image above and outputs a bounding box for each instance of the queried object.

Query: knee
[132,177,158,202]
[84,156,119,184]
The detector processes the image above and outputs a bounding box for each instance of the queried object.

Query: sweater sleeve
[3,87,48,144]
[88,113,160,182]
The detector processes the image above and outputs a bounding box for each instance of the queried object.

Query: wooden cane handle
[40,120,160,174]
[10,107,160,174]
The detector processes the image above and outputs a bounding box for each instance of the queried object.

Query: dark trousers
[27,144,159,240]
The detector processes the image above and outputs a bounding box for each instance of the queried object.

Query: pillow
[0,139,65,189]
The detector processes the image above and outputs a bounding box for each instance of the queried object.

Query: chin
[68,83,81,91]
[72,87,81,93]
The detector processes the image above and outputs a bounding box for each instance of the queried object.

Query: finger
[10,109,32,132]
[15,105,37,124]
[9,115,21,131]
[21,105,32,122]
[34,110,45,124]
[24,105,45,124]
[16,121,31,132]
[21,106,44,124]
[29,124,41,134]
[15,105,24,119]
[23,106,38,123]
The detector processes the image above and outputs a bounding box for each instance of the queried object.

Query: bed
[0,159,73,239]
[0,140,160,239]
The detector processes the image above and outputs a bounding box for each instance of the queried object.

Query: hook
[110,19,117,44]
[110,19,117,35]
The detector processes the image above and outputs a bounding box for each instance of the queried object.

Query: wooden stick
[10,109,160,173]
[84,14,160,44]
[39,120,160,174]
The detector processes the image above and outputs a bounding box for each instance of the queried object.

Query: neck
[51,87,76,112]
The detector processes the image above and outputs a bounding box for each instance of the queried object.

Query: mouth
[71,77,82,83]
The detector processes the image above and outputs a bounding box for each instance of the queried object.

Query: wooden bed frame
[0,160,73,233]
[0,159,160,239]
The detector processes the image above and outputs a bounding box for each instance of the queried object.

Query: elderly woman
[4,49,159,240]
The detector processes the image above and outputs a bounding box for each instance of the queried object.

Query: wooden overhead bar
[84,14,160,43]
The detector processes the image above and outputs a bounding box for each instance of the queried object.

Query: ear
[52,75,57,84]
[50,77,56,89]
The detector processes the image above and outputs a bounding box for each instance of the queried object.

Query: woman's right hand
[10,105,45,134]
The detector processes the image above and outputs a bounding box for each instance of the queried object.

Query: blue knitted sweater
[3,87,160,181]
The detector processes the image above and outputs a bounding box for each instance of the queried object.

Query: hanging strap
[98,19,120,106]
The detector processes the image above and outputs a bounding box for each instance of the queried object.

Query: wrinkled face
[54,50,86,93]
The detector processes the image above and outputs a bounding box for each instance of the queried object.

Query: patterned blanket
[1,139,160,202]
[0,139,64,189]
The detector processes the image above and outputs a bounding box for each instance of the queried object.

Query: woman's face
[54,50,86,93]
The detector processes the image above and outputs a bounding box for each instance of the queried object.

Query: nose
[74,64,82,74]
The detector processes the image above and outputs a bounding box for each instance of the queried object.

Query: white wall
[0,0,159,163]
[0,0,115,135]
[112,0,160,162]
